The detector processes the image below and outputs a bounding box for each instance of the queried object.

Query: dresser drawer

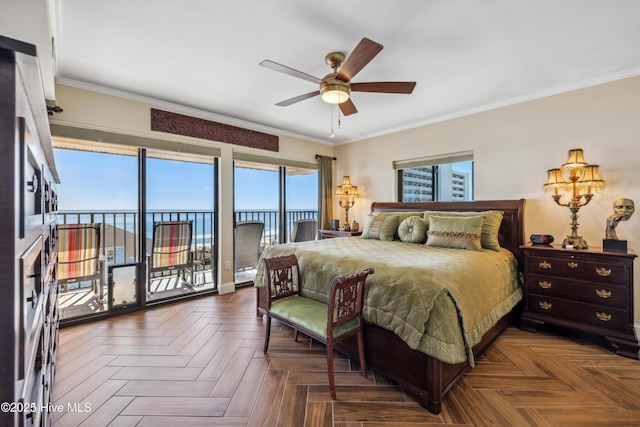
[527,255,626,284]
[527,294,626,330]
[527,274,626,308]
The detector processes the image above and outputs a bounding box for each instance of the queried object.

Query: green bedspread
[254,237,522,366]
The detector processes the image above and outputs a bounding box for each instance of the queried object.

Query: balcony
[57,209,317,320]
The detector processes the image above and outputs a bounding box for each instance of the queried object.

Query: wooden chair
[58,223,105,302]
[290,219,318,242]
[147,220,194,291]
[262,254,373,399]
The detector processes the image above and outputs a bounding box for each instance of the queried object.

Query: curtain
[317,156,334,231]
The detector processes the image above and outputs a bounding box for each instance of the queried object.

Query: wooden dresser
[520,244,638,359]
[0,36,60,426]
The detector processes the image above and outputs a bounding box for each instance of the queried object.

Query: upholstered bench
[269,295,362,341]
[261,254,373,399]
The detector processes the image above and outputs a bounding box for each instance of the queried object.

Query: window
[232,159,318,285]
[395,152,473,202]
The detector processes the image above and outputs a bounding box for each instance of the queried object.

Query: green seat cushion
[270,296,360,339]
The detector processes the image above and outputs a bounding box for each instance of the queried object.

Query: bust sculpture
[605,198,635,240]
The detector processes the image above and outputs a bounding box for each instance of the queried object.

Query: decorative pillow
[361,214,400,241]
[397,216,427,243]
[425,215,484,250]
[371,211,424,239]
[424,210,504,251]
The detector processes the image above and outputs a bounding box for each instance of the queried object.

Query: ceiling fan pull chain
[330,104,335,138]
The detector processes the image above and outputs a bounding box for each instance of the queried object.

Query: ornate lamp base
[562,234,588,250]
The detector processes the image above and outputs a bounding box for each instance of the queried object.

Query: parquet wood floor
[51,286,640,427]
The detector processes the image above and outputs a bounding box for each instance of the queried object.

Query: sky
[54,149,318,212]
[54,148,470,212]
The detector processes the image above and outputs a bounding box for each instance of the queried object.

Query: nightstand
[520,244,638,359]
[319,229,363,239]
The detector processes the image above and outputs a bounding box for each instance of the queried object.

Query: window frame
[394,151,474,202]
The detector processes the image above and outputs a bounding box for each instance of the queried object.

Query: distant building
[401,165,469,201]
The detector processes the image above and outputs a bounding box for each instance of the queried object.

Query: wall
[335,75,640,325]
[0,0,56,101]
[50,84,335,292]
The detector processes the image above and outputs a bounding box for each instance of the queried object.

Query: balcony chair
[290,218,318,242]
[147,220,195,292]
[262,254,374,399]
[58,223,106,302]
[234,220,265,271]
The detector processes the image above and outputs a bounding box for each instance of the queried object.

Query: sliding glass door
[53,141,218,323]
[285,167,318,242]
[54,144,139,321]
[233,161,279,285]
[146,151,217,301]
[233,161,318,285]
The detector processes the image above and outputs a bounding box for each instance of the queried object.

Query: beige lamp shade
[578,164,605,194]
[335,176,358,198]
[562,148,587,180]
[543,168,567,194]
[564,148,586,167]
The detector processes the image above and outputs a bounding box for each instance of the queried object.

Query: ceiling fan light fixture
[320,75,350,104]
[321,85,350,104]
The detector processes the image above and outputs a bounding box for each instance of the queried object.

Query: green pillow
[424,210,503,251]
[397,216,427,243]
[370,211,424,239]
[425,215,484,250]
[361,214,400,241]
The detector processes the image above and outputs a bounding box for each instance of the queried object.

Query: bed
[255,199,525,413]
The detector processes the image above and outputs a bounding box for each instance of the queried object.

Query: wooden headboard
[370,199,526,268]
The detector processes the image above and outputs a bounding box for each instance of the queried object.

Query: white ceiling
[50,0,640,145]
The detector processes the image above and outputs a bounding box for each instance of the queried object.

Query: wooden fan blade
[259,60,322,84]
[339,98,358,116]
[351,81,416,94]
[276,91,320,106]
[336,38,383,82]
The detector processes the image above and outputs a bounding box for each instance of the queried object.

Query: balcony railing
[57,209,318,266]
[56,209,317,318]
[235,209,317,246]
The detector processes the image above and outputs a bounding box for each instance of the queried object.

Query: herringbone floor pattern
[51,286,640,427]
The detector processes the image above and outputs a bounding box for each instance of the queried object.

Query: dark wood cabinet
[520,244,638,359]
[1,36,60,427]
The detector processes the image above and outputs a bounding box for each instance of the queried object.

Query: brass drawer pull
[567,261,578,269]
[539,301,552,310]
[538,260,552,269]
[596,267,611,277]
[596,289,611,299]
[538,281,552,289]
[596,312,612,322]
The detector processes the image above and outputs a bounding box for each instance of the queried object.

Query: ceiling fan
[259,37,416,116]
